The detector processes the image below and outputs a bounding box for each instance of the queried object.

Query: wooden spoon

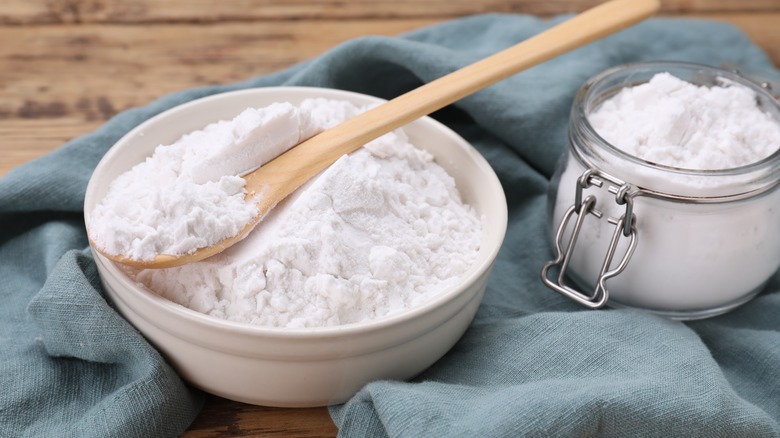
[98,0,660,269]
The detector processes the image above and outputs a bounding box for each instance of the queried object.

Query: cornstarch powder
[89,101,324,260]
[551,69,780,314]
[588,72,780,170]
[123,98,482,328]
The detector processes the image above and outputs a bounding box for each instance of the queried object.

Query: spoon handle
[245,0,660,209]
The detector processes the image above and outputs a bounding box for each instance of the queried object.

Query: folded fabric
[1,12,778,438]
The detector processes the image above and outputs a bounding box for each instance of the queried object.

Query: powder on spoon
[588,72,780,170]
[88,99,358,261]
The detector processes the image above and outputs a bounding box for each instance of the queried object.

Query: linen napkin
[1,13,779,438]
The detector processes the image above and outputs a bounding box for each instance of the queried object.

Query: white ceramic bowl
[85,87,507,407]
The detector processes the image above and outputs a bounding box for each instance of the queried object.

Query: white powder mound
[89,100,343,261]
[588,72,780,170]
[132,102,483,329]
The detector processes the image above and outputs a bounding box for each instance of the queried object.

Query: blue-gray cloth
[1,14,778,438]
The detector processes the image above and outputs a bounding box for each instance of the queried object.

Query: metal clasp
[541,169,639,308]
[721,63,780,101]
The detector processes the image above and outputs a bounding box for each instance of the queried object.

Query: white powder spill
[110,98,482,328]
[588,72,780,170]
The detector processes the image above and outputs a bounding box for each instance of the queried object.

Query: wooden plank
[183,395,337,437]
[1,0,780,24]
[0,19,435,176]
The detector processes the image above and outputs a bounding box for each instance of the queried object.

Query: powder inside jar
[588,72,780,170]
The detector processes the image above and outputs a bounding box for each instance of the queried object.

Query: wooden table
[1,1,777,436]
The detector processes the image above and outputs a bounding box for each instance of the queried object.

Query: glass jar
[541,61,780,320]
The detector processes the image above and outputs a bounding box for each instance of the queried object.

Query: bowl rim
[86,85,508,342]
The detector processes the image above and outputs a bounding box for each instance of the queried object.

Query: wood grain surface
[2,1,778,436]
